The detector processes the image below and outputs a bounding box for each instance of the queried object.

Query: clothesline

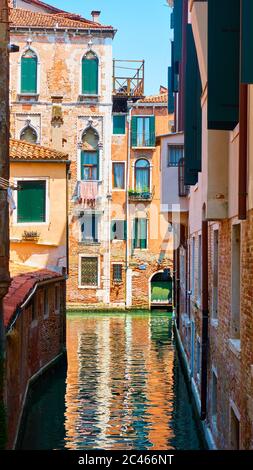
[0,177,19,190]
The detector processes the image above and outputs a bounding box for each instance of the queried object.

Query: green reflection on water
[17,311,205,450]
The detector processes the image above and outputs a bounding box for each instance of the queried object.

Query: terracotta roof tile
[10,138,69,161]
[138,93,168,104]
[3,267,63,329]
[10,7,114,30]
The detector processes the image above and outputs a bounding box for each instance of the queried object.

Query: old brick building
[110,89,174,308]
[9,1,174,309]
[166,0,253,450]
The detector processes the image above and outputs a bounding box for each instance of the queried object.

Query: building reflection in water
[18,312,204,450]
[64,312,200,450]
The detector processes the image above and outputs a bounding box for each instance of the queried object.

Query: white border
[13,177,49,226]
[79,49,100,98]
[18,46,41,96]
[78,254,100,289]
[112,161,126,191]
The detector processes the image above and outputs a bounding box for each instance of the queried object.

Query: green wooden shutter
[174,0,183,63]
[241,0,253,84]
[124,220,127,241]
[208,0,240,130]
[21,57,37,94]
[184,25,202,186]
[17,181,46,223]
[168,67,175,113]
[149,116,155,147]
[133,218,138,249]
[82,57,98,95]
[140,219,147,249]
[170,11,174,29]
[113,115,126,134]
[131,116,138,147]
[171,41,179,93]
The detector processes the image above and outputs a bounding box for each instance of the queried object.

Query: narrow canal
[18,312,205,450]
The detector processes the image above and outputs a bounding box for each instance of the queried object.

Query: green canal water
[17,312,205,450]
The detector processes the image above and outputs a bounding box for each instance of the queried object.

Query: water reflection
[18,312,204,450]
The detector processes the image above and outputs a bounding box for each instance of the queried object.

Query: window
[198,234,202,301]
[131,116,155,147]
[211,371,218,428]
[191,237,195,296]
[20,125,37,144]
[80,214,99,243]
[133,218,147,249]
[113,115,126,135]
[44,288,49,318]
[80,257,99,287]
[196,338,201,377]
[112,162,125,189]
[21,49,38,94]
[212,230,219,319]
[17,180,46,223]
[111,220,126,241]
[135,159,150,192]
[82,51,98,95]
[231,224,241,339]
[55,285,61,313]
[81,151,99,181]
[230,406,240,450]
[168,145,184,167]
[178,158,189,197]
[113,264,123,282]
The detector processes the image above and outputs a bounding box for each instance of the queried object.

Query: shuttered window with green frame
[82,52,99,95]
[113,115,126,134]
[131,116,155,147]
[184,25,202,186]
[133,218,147,249]
[17,180,46,223]
[241,0,253,84]
[21,51,38,94]
[208,0,240,130]
[111,220,127,241]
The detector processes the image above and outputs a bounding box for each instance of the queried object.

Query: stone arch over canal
[149,269,173,309]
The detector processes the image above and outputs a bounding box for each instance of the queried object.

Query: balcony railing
[132,133,156,148]
[113,60,145,99]
[128,187,154,201]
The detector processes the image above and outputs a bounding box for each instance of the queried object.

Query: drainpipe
[200,218,209,420]
[238,83,248,221]
[125,104,132,307]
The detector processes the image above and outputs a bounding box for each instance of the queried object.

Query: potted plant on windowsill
[22,230,40,242]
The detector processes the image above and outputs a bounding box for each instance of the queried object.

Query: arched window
[81,127,99,180]
[20,125,38,144]
[135,159,150,191]
[21,49,38,94]
[82,51,98,95]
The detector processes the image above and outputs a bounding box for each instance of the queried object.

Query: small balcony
[128,187,154,202]
[113,60,145,99]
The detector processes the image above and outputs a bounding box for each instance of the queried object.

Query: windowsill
[132,248,148,252]
[79,94,99,101]
[18,93,39,101]
[211,318,219,329]
[228,339,241,359]
[78,241,101,246]
[14,222,48,227]
[132,146,156,150]
[113,133,126,137]
[111,239,125,243]
[78,285,99,290]
[112,188,126,192]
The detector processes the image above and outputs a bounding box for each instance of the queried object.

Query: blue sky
[46,0,172,95]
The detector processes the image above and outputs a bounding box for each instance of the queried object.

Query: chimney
[91,11,101,22]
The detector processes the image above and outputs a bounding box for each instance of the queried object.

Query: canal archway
[150,270,173,309]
